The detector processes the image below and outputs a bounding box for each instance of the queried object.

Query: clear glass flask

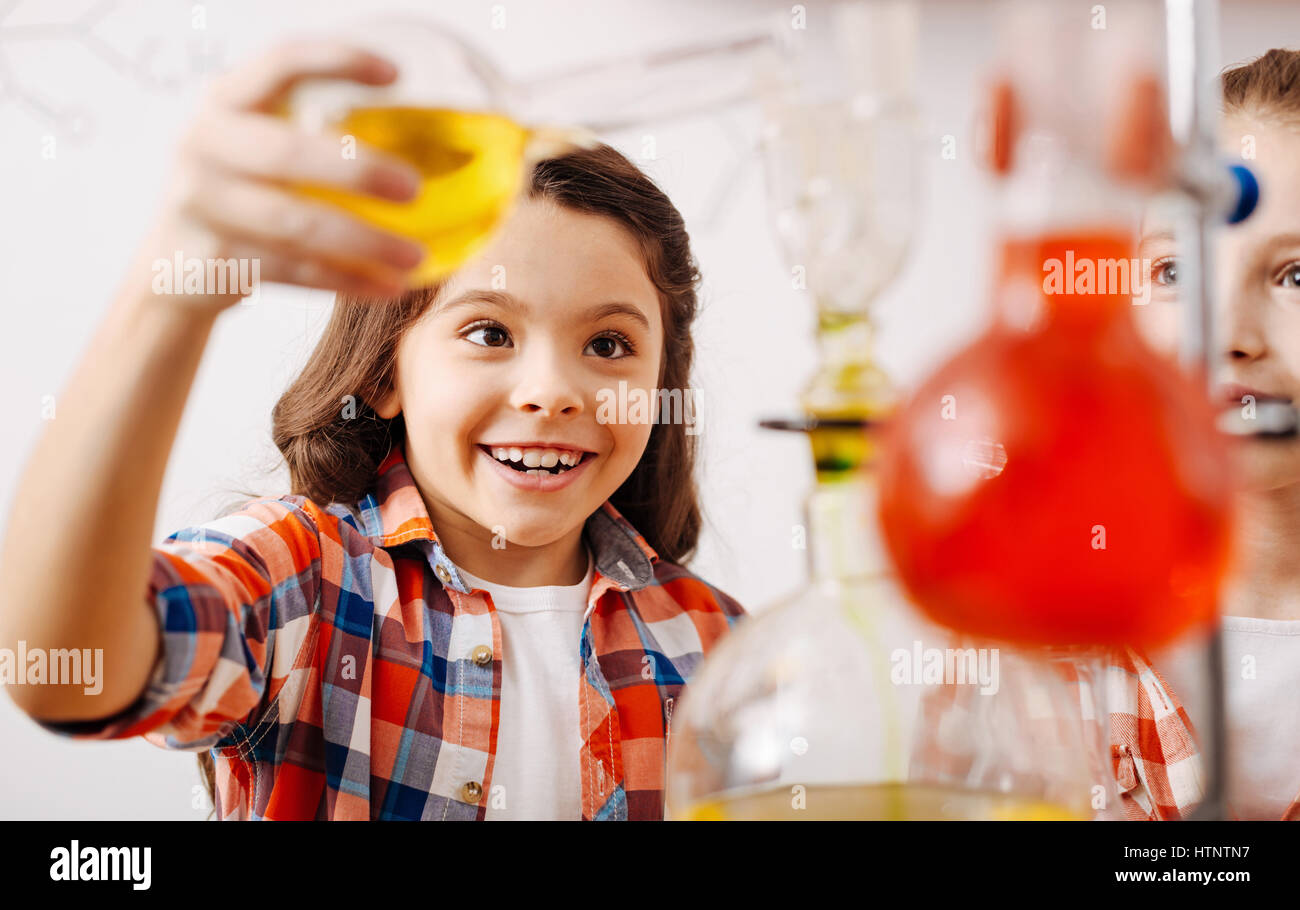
[279,13,788,284]
[666,420,1116,820]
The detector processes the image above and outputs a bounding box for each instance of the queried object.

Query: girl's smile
[476,442,599,492]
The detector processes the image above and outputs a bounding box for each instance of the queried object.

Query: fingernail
[368,281,406,299]
[374,166,421,202]
[369,56,399,81]
[390,241,425,269]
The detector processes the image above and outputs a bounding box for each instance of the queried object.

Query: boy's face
[375,196,665,548]
[1135,115,1300,493]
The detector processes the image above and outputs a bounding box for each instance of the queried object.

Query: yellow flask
[295,106,592,285]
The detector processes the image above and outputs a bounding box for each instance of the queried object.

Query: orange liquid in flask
[876,230,1235,649]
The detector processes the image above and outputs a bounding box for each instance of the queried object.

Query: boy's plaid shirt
[35,441,748,820]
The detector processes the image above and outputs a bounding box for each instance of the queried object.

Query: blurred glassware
[757,0,921,466]
[666,453,1115,819]
[874,0,1235,652]
[666,0,1114,821]
[282,15,786,285]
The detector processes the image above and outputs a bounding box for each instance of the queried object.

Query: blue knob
[1226,163,1259,224]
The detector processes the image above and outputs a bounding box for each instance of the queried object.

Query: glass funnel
[756,0,921,472]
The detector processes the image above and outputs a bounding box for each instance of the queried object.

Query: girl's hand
[132,40,426,313]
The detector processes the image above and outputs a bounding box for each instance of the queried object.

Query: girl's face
[375,196,665,549]
[1135,115,1300,493]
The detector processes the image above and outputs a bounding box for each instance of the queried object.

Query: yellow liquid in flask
[297,106,536,285]
[678,782,1084,821]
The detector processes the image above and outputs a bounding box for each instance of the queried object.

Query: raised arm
[0,40,423,723]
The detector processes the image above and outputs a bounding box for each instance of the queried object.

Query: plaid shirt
[910,637,1300,820]
[35,440,748,820]
[1105,645,1300,820]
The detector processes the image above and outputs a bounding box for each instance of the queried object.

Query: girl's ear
[373,384,401,420]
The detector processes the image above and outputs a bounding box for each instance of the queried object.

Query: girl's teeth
[486,445,584,473]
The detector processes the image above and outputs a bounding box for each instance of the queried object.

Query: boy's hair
[1222,47,1300,120]
[197,143,705,816]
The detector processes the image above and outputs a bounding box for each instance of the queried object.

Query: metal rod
[1166,0,1227,821]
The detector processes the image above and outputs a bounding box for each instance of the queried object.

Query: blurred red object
[876,229,1235,649]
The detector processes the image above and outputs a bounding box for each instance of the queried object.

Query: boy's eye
[1280,263,1300,289]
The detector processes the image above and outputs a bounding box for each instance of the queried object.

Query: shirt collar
[357,438,659,593]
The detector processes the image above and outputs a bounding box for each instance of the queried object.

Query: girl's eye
[585,331,636,359]
[1279,262,1300,289]
[1151,256,1178,287]
[463,322,511,348]
[461,321,636,358]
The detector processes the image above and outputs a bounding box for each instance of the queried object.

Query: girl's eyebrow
[1138,229,1176,247]
[434,289,651,331]
[1256,232,1300,255]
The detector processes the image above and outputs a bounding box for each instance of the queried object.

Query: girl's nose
[508,350,585,417]
[1213,237,1268,363]
[1219,289,1268,363]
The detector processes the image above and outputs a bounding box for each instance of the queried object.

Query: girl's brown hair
[1222,47,1300,119]
[196,142,704,817]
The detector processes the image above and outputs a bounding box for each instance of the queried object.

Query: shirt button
[435,564,451,584]
[471,644,493,666]
[461,781,483,803]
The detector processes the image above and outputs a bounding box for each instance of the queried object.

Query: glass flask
[280,15,786,285]
[874,3,1236,652]
[875,219,1235,650]
[666,422,1116,820]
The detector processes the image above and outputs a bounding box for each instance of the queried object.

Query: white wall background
[1,0,1296,819]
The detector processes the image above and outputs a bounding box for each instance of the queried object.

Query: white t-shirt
[453,548,595,821]
[1150,615,1300,819]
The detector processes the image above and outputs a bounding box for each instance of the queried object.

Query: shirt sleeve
[30,495,323,752]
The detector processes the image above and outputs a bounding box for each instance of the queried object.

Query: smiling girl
[0,41,745,820]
